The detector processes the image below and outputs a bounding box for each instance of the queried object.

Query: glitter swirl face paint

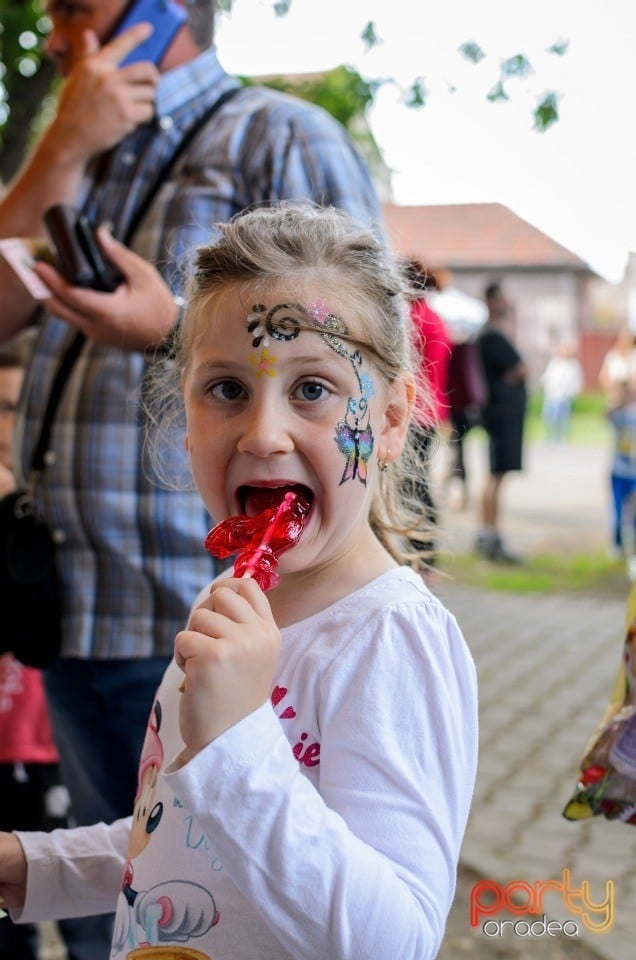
[246,300,377,485]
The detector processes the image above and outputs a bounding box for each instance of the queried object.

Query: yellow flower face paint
[249,348,277,377]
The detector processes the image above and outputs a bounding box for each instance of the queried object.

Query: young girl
[0,204,478,960]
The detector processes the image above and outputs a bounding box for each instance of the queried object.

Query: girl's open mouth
[238,483,313,518]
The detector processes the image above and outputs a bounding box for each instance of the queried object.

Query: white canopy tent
[426,286,487,343]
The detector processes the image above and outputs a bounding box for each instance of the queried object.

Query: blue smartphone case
[111,0,187,67]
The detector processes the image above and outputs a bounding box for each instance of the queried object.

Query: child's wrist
[174,746,198,769]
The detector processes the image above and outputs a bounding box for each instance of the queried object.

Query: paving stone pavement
[434,584,631,960]
[431,434,635,960]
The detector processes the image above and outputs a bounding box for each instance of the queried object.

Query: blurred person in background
[605,376,636,576]
[403,259,452,574]
[444,333,487,510]
[0,336,93,960]
[540,341,583,442]
[474,281,528,564]
[599,329,636,408]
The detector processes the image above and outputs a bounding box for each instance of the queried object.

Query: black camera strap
[29,83,243,476]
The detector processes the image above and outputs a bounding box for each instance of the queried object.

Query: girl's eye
[295,381,328,402]
[209,380,245,401]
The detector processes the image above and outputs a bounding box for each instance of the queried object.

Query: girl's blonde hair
[148,202,434,569]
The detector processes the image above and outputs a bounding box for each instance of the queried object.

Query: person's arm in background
[0,832,27,911]
[0,819,131,922]
[598,354,617,400]
[503,359,528,386]
[0,25,158,344]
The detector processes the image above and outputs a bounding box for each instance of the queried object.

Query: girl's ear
[379,374,416,461]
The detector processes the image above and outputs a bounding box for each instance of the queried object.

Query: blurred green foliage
[525,391,609,445]
[241,64,375,139]
[444,548,627,597]
[0,0,55,183]
[0,1,567,184]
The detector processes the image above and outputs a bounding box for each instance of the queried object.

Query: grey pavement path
[431,433,636,960]
[432,429,614,559]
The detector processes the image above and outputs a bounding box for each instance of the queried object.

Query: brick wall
[579,331,618,391]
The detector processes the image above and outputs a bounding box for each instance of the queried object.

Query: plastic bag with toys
[563,584,636,824]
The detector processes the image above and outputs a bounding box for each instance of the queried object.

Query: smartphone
[109,0,188,67]
[44,204,125,293]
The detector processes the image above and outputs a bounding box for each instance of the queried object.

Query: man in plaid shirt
[0,3,382,956]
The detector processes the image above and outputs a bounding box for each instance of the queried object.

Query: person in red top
[403,259,452,571]
[0,656,77,960]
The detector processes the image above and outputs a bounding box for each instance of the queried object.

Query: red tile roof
[382,202,591,272]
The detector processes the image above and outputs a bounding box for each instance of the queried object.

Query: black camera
[43,204,125,293]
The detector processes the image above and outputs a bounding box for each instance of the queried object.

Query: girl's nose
[236,400,294,458]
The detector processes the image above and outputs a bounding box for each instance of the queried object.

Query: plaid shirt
[17,50,382,659]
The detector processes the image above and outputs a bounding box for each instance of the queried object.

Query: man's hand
[0,832,28,910]
[0,22,160,244]
[34,229,179,353]
[48,25,160,165]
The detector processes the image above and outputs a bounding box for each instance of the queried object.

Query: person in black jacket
[474,282,528,563]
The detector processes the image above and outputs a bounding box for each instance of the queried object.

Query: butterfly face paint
[245,299,376,486]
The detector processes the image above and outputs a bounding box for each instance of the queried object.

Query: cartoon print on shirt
[119,697,165,917]
[112,699,219,958]
[245,300,376,485]
[115,880,218,958]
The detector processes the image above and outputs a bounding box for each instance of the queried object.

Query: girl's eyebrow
[285,354,329,364]
[192,359,240,371]
[194,352,332,370]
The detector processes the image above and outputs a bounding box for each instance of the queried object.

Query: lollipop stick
[241,491,295,581]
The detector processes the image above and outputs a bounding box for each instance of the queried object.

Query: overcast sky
[217,0,636,283]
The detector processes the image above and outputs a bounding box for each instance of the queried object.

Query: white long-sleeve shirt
[16,568,478,960]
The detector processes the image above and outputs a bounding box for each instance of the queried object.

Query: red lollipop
[205,489,310,591]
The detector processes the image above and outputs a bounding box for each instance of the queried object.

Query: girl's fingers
[210,575,272,617]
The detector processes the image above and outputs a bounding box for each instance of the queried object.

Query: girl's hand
[174,577,281,760]
[0,832,28,909]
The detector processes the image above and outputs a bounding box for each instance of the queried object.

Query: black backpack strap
[30,330,86,474]
[122,84,243,245]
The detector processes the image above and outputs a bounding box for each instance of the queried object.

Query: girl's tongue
[243,484,308,517]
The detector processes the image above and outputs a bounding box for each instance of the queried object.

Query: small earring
[378,451,390,473]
